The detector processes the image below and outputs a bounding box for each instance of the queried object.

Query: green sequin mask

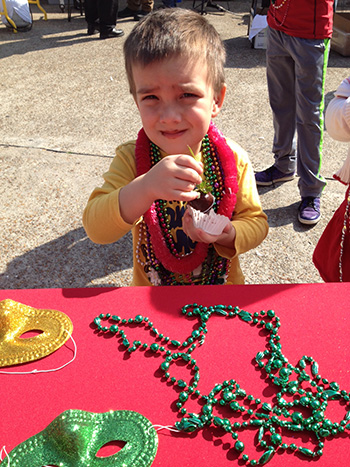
[3,410,158,467]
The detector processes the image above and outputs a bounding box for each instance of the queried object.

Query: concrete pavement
[1,0,349,288]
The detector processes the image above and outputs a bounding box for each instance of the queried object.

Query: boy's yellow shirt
[83,138,268,286]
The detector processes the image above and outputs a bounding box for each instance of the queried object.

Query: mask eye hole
[96,440,127,458]
[19,329,44,339]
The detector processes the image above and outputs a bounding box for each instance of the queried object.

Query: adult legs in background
[256,27,328,224]
[293,36,329,198]
[255,27,297,187]
[85,0,98,34]
[265,27,328,197]
[267,27,297,175]
[85,0,124,38]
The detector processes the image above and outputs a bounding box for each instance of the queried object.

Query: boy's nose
[159,104,181,123]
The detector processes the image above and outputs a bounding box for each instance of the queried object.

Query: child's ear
[211,84,226,118]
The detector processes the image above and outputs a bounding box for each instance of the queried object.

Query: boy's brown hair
[124,8,226,98]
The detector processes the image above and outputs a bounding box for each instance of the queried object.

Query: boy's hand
[144,155,203,202]
[182,208,236,248]
[119,154,203,225]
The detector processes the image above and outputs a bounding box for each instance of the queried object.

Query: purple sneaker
[255,165,295,186]
[298,197,321,225]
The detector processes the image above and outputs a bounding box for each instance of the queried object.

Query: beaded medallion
[134,123,238,286]
[93,304,350,466]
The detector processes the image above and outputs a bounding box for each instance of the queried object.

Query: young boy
[83,8,268,286]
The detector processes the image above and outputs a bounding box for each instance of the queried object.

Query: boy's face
[132,55,226,155]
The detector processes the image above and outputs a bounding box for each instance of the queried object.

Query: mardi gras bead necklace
[93,304,350,466]
[134,123,238,285]
[271,0,291,27]
[271,0,288,9]
[136,226,230,286]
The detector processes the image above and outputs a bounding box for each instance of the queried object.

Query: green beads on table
[238,310,253,322]
[179,391,189,403]
[230,401,240,411]
[234,440,245,452]
[150,343,159,352]
[291,412,303,424]
[298,447,315,457]
[258,449,275,465]
[177,379,187,388]
[271,434,282,445]
[92,303,350,467]
[262,403,272,412]
[279,367,291,379]
[160,361,170,371]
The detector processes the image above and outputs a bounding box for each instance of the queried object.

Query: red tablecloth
[0,284,349,466]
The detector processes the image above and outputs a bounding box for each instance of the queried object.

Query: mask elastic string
[0,330,77,375]
[147,425,180,435]
[0,446,10,466]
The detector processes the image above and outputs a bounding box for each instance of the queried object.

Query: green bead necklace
[93,304,350,465]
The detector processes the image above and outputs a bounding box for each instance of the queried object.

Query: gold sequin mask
[0,299,73,367]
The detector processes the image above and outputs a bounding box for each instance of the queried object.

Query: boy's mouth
[161,129,186,139]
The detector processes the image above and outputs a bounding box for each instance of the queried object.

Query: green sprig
[187,146,212,194]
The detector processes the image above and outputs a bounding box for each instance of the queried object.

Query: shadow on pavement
[0,227,133,289]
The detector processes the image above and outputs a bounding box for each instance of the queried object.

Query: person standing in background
[255,0,335,225]
[85,0,124,39]
[118,0,153,21]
